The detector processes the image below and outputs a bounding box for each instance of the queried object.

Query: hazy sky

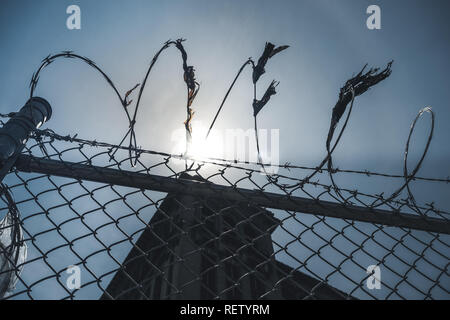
[1,0,449,299]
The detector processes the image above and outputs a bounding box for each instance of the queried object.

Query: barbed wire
[3,40,446,191]
[197,48,442,219]
[28,39,200,167]
[0,39,448,300]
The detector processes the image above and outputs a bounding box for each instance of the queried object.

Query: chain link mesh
[0,128,447,300]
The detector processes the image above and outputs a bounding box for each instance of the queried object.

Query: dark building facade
[101,174,350,300]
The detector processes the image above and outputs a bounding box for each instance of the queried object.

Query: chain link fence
[0,127,448,300]
[0,39,449,300]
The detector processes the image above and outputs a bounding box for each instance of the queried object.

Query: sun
[171,120,224,160]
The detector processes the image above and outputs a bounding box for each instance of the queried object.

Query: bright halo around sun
[171,120,224,160]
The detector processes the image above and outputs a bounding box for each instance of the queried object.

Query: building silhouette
[102,174,350,300]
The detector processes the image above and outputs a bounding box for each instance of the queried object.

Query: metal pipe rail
[14,154,450,235]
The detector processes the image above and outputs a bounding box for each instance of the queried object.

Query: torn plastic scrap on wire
[252,42,289,84]
[253,80,279,116]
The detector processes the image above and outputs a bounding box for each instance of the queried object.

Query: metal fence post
[0,97,51,181]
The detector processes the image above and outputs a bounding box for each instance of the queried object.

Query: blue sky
[1,0,449,299]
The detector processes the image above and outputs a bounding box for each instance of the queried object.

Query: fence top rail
[13,154,450,235]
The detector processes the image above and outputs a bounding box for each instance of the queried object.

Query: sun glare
[172,120,224,160]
